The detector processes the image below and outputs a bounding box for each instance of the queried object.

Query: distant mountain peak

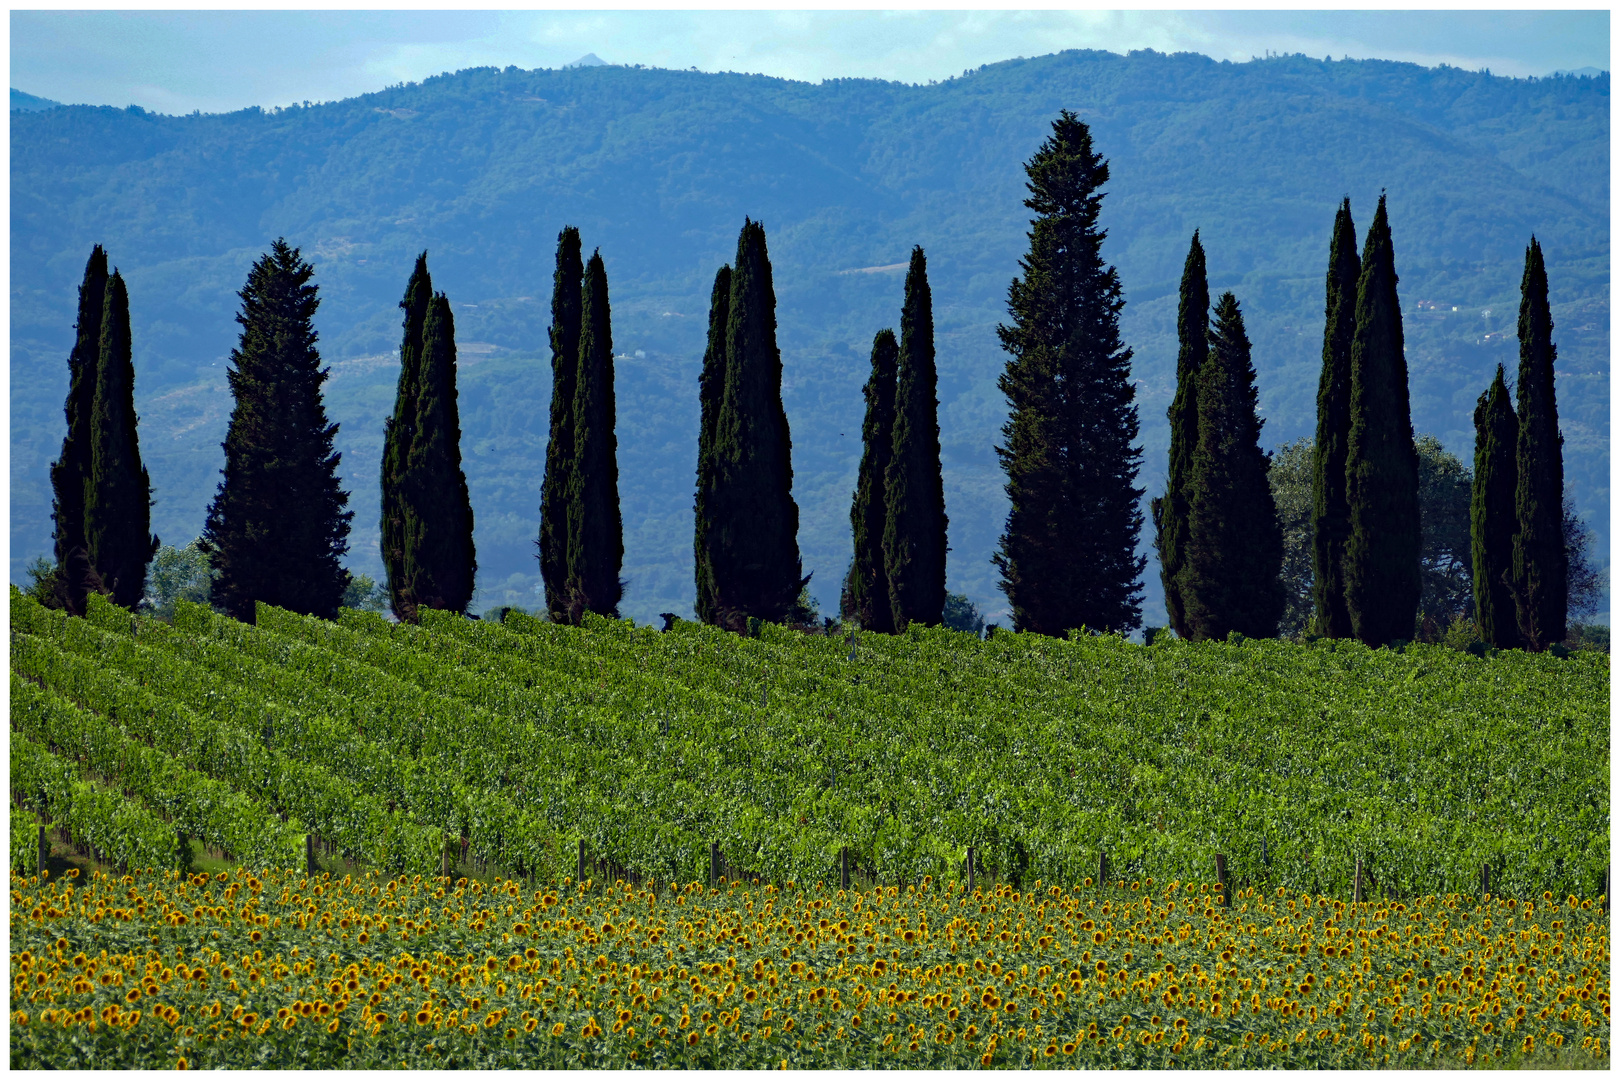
[566,53,607,69]
[11,89,63,112]
[1549,66,1606,79]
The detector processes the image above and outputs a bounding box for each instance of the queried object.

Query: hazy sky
[11,9,1610,115]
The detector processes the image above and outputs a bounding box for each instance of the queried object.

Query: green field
[9,588,1608,901]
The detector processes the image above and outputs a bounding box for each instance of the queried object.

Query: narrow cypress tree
[1310,199,1359,638]
[1471,365,1519,648]
[49,245,110,605]
[1511,237,1566,650]
[539,227,583,623]
[397,293,476,619]
[709,218,808,628]
[83,268,159,609]
[994,111,1144,636]
[565,250,624,620]
[846,329,899,633]
[693,265,731,626]
[1175,293,1284,640]
[884,246,949,630]
[1343,194,1421,647]
[200,240,352,623]
[381,251,432,620]
[1152,231,1208,639]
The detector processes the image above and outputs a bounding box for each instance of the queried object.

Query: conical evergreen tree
[200,240,353,623]
[708,218,808,628]
[1311,199,1359,638]
[884,246,949,630]
[565,250,624,621]
[1152,231,1208,639]
[396,293,476,619]
[381,251,432,620]
[539,227,584,623]
[83,268,159,609]
[1511,237,1566,650]
[994,111,1144,636]
[846,329,898,633]
[1471,365,1519,649]
[1175,293,1284,640]
[47,245,110,612]
[1343,194,1421,647]
[693,265,732,625]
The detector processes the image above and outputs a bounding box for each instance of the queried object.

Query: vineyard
[7,587,1609,899]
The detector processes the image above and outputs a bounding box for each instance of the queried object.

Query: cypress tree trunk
[382,251,432,620]
[565,249,624,621]
[693,265,731,626]
[994,111,1144,636]
[1152,231,1208,639]
[1471,365,1519,648]
[1175,293,1284,640]
[709,218,808,628]
[1343,194,1421,648]
[1511,237,1566,650]
[1311,199,1359,638]
[84,268,159,609]
[398,293,477,619]
[846,329,898,633]
[884,246,949,630]
[539,227,584,623]
[49,245,110,606]
[200,239,353,623]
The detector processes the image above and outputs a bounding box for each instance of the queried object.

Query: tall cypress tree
[708,218,808,628]
[396,293,476,619]
[565,250,624,621]
[994,111,1144,636]
[381,251,432,620]
[693,265,732,625]
[1343,194,1421,647]
[200,240,352,623]
[539,227,584,623]
[1471,365,1519,649]
[846,329,899,633]
[47,245,110,612]
[1311,199,1359,638]
[83,268,159,609]
[1152,231,1208,639]
[884,246,949,630]
[1175,292,1284,640]
[1511,237,1566,650]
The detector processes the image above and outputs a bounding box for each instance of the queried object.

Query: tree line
[33,113,1589,651]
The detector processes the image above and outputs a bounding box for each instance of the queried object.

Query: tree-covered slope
[10,51,1608,624]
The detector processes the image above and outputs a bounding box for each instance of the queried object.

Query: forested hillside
[10,50,1608,625]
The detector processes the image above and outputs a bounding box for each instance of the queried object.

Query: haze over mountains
[10,49,1609,625]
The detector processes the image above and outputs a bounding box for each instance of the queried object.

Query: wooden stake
[38,824,48,876]
[1214,853,1228,904]
[841,847,850,890]
[1098,851,1109,888]
[1480,863,1491,899]
[967,847,976,893]
[1353,859,1363,904]
[578,838,586,888]
[710,842,720,890]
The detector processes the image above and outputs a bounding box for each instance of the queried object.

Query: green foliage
[47,246,108,595]
[565,249,624,621]
[844,329,897,633]
[1152,231,1208,640]
[941,592,985,636]
[693,265,732,627]
[1311,200,1359,639]
[1512,237,1567,650]
[341,571,389,613]
[144,539,216,618]
[381,251,432,621]
[1472,367,1521,649]
[1343,195,1421,648]
[994,111,1144,636]
[540,228,584,623]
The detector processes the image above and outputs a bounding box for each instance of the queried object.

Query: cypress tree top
[1311,198,1359,639]
[566,249,624,620]
[693,264,732,626]
[1471,364,1519,649]
[540,227,584,623]
[1154,230,1208,639]
[381,251,433,620]
[50,244,110,573]
[847,328,898,633]
[1511,236,1566,650]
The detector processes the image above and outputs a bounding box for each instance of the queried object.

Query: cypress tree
[1175,292,1284,640]
[83,268,159,609]
[1152,231,1208,639]
[200,240,352,623]
[47,245,110,612]
[539,227,583,623]
[396,293,476,619]
[1310,199,1359,638]
[846,329,898,633]
[565,250,624,620]
[1343,194,1421,647]
[1511,237,1566,650]
[884,246,949,630]
[708,218,808,628]
[693,265,731,625]
[1471,365,1519,648]
[381,251,432,620]
[994,111,1144,636]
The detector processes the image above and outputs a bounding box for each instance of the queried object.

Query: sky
[10,8,1611,116]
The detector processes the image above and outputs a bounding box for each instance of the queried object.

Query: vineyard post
[1480,864,1490,899]
[967,847,976,893]
[710,842,720,890]
[1214,853,1228,904]
[305,834,316,876]
[1353,860,1363,904]
[578,839,586,890]
[1098,851,1108,888]
[38,824,48,875]
[841,847,850,890]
